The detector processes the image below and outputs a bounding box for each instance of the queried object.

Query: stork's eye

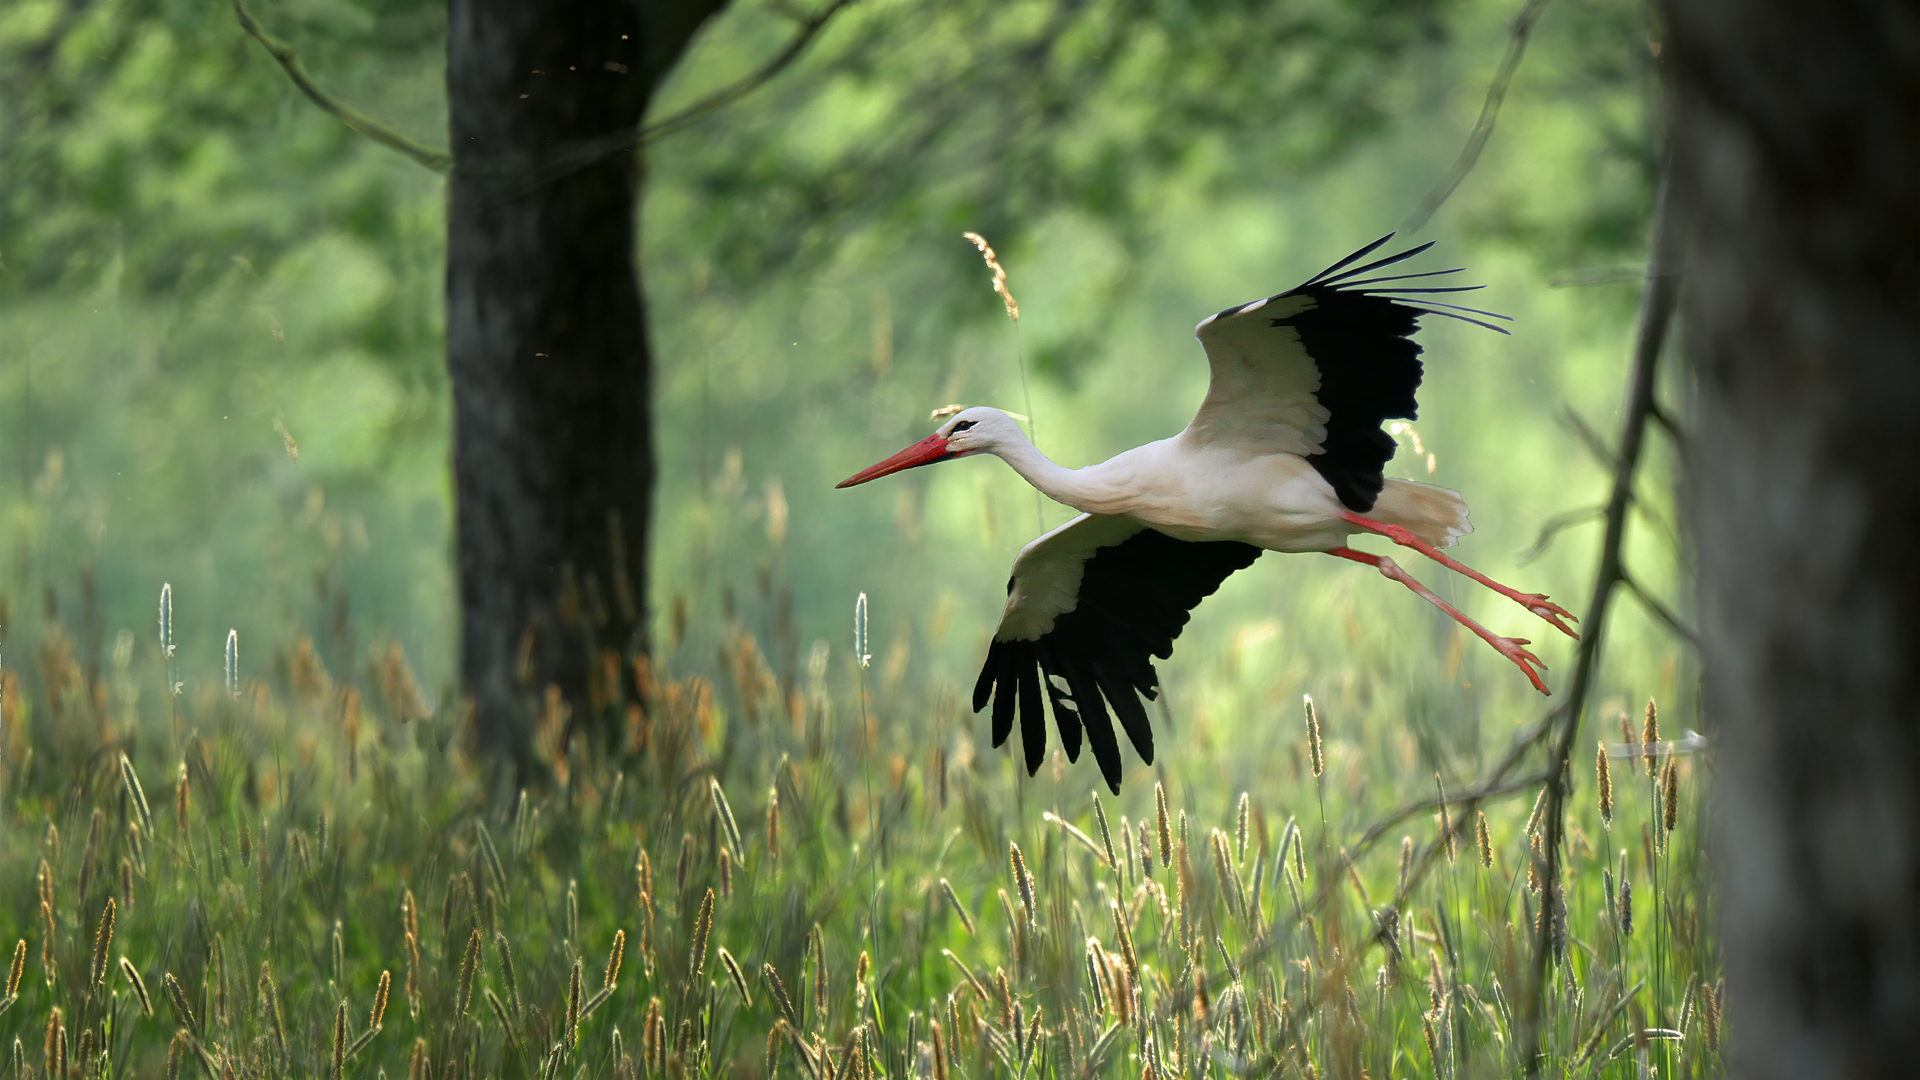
[952,420,976,432]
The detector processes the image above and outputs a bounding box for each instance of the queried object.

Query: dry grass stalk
[1525,786,1547,836]
[1397,836,1414,899]
[88,896,114,989]
[1110,903,1139,980]
[4,940,22,1002]
[566,959,583,1049]
[711,778,744,858]
[331,1000,347,1079]
[163,972,198,1036]
[176,760,191,834]
[962,233,1020,321]
[1662,759,1680,833]
[765,963,799,1025]
[768,787,783,859]
[938,879,975,934]
[119,956,153,1015]
[261,962,287,1061]
[1155,784,1173,869]
[1092,797,1118,868]
[941,950,989,1002]
[485,989,518,1047]
[43,1007,62,1080]
[456,927,481,1017]
[1597,741,1614,826]
[1643,698,1661,777]
[690,887,715,981]
[121,755,155,836]
[720,947,753,1006]
[1304,696,1324,778]
[605,928,626,989]
[1009,842,1035,924]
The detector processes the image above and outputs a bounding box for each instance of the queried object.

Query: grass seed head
[720,947,753,1006]
[939,879,975,934]
[332,1000,347,1079]
[962,232,1020,321]
[1663,759,1680,832]
[1092,796,1117,868]
[1155,784,1173,869]
[606,928,626,989]
[457,928,481,1017]
[372,969,391,1030]
[1304,696,1324,778]
[120,956,153,1015]
[1643,698,1661,776]
[1009,842,1034,924]
[1597,741,1614,826]
[1475,812,1492,868]
[90,898,114,987]
[764,963,798,1026]
[567,959,583,1048]
[689,887,715,981]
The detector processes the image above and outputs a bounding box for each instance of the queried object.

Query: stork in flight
[837,235,1576,793]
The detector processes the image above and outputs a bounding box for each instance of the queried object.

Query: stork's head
[836,407,1024,488]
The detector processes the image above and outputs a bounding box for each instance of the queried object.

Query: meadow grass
[0,582,1715,1080]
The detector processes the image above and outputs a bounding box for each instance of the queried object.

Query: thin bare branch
[481,0,860,190]
[230,0,451,173]
[1519,169,1683,1077]
[1618,570,1700,648]
[643,0,860,141]
[1400,0,1555,233]
[1517,504,1604,564]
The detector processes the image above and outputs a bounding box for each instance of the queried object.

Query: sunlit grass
[0,565,1714,1079]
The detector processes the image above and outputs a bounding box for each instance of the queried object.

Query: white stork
[837,235,1576,793]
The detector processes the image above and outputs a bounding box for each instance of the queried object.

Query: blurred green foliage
[0,0,1681,872]
[0,0,1716,1073]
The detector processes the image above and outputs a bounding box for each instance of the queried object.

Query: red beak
[836,434,956,488]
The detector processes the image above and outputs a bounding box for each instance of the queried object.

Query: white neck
[988,429,1117,514]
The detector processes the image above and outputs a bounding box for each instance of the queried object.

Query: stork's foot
[1339,511,1581,640]
[1327,548,1555,696]
[1513,594,1578,638]
[1490,635,1550,696]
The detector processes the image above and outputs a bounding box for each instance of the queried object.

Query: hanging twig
[1618,572,1700,648]
[1518,171,1683,1077]
[1516,504,1605,564]
[230,0,452,172]
[1400,0,1555,233]
[233,0,857,184]
[642,0,860,142]
[476,0,861,189]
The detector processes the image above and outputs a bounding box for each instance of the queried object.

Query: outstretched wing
[972,514,1262,793]
[1186,235,1510,512]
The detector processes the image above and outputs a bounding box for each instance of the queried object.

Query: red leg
[1338,511,1580,639]
[1327,548,1551,695]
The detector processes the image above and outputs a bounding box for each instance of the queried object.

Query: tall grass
[0,574,1714,1079]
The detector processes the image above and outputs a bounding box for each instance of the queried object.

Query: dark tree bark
[1666,2,1920,1075]
[448,0,724,772]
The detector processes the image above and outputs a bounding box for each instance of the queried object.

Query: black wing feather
[1267,235,1507,512]
[975,528,1261,793]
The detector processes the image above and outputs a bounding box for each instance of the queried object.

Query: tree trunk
[447,0,723,773]
[1666,2,1920,1075]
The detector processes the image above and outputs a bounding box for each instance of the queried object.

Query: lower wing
[972,513,1262,793]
